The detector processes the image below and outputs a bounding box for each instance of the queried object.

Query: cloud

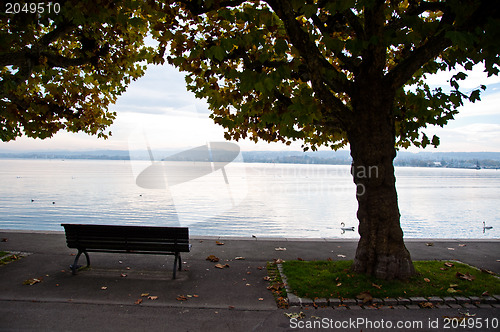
[424,63,500,90]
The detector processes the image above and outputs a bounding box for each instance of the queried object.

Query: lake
[0,159,498,239]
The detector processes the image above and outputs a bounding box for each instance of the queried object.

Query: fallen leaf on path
[337,254,346,258]
[206,255,219,262]
[141,293,150,297]
[258,298,264,301]
[23,278,41,286]
[176,295,188,301]
[101,286,108,290]
[1,238,7,242]
[426,242,434,246]
[263,276,271,281]
[148,296,158,300]
[447,248,455,251]
[275,247,286,251]
[216,241,224,245]
[458,244,466,247]
[235,257,245,260]
[285,312,305,319]
[444,262,454,268]
[419,302,434,308]
[120,273,127,277]
[215,263,230,269]
[274,258,284,264]
[134,299,143,305]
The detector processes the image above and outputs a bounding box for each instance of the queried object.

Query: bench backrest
[61,224,190,252]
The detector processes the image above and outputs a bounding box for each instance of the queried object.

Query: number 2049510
[444,317,498,329]
[5,2,61,14]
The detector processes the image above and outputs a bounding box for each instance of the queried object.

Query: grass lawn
[280,260,500,300]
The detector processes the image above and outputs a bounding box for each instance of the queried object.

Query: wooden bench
[61,224,191,279]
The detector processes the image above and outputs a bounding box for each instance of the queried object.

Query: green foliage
[0,0,165,141]
[164,0,500,150]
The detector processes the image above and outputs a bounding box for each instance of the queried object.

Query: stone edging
[276,264,500,310]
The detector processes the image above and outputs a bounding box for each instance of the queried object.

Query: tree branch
[386,0,499,89]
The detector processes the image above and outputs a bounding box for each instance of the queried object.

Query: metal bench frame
[61,224,191,279]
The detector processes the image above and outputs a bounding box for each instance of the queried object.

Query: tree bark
[347,81,415,280]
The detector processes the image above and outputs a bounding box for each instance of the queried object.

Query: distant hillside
[1,149,499,169]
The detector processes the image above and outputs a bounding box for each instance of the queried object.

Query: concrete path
[0,230,498,331]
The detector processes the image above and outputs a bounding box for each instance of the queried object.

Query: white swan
[341,222,355,231]
[483,222,493,230]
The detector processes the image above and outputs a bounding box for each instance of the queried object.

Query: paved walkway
[0,230,498,331]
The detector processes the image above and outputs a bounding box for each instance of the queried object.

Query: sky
[1,61,500,153]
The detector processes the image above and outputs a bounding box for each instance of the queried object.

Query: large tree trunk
[347,83,415,280]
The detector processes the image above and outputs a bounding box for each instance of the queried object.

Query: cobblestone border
[276,264,500,310]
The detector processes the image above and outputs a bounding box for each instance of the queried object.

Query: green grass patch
[281,260,500,299]
[0,251,23,265]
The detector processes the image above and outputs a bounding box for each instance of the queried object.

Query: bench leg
[70,249,90,275]
[172,252,183,279]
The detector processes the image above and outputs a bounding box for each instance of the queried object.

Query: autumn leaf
[447,288,459,293]
[148,296,158,300]
[176,295,188,301]
[420,302,434,308]
[426,242,434,246]
[480,269,495,275]
[216,241,224,245]
[372,283,382,289]
[215,263,230,269]
[101,286,108,290]
[275,247,286,251]
[135,299,143,305]
[423,278,431,283]
[141,293,150,297]
[23,278,42,286]
[456,272,475,281]
[235,257,245,260]
[206,255,220,262]
[263,276,271,281]
[356,291,373,303]
[444,262,454,268]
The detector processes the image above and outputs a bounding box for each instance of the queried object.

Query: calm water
[0,159,498,239]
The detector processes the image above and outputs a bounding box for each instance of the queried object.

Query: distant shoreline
[1,150,500,169]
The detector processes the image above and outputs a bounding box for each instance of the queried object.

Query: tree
[0,0,161,142]
[162,0,500,279]
[2,0,499,280]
